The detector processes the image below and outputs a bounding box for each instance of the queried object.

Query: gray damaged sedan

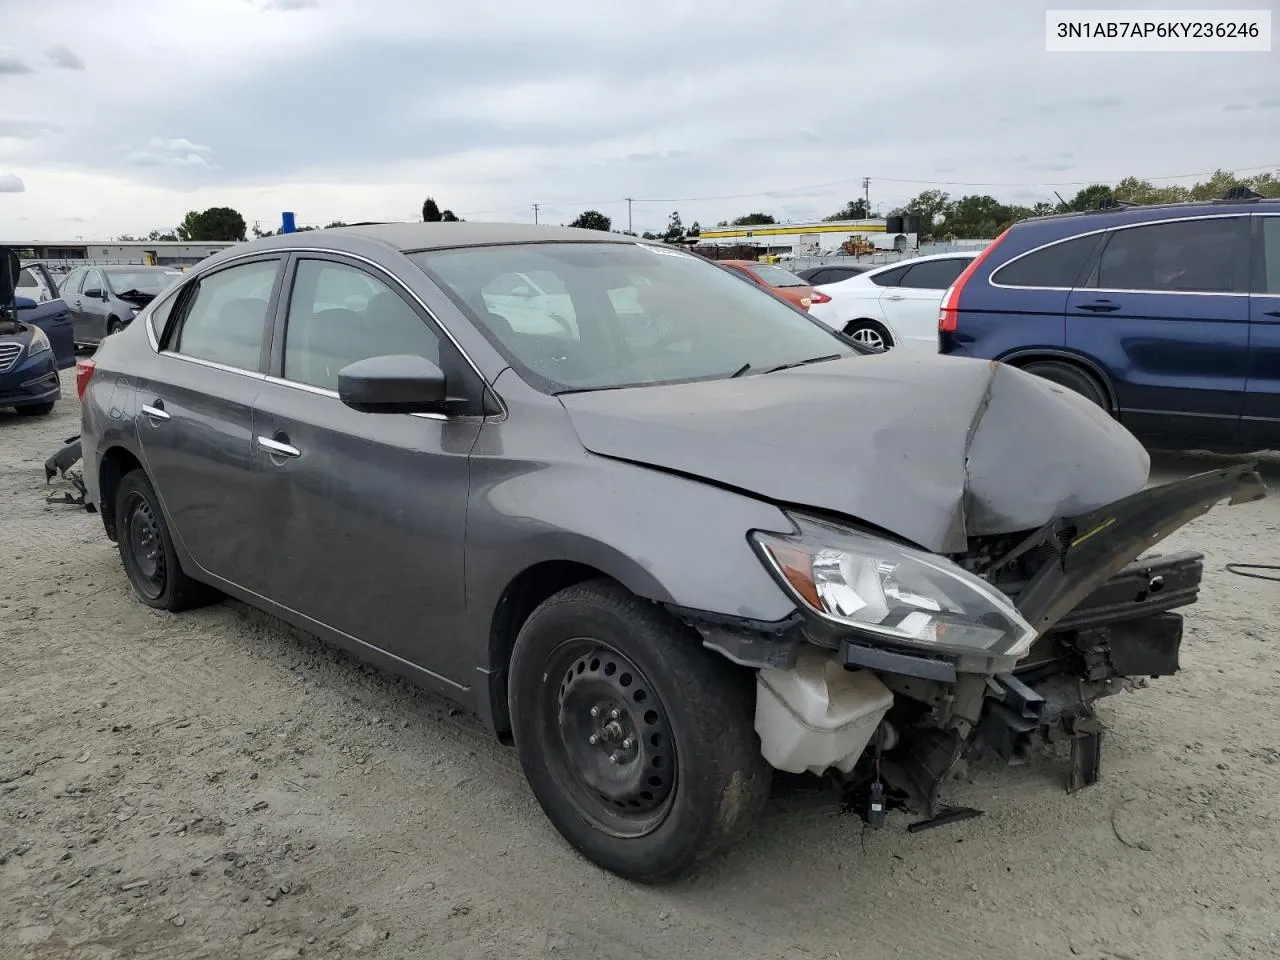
[76,223,1266,881]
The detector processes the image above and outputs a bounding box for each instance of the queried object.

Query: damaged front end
[681,463,1266,830]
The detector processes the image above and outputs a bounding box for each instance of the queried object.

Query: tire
[843,319,893,350]
[107,318,125,336]
[114,470,219,611]
[1021,360,1109,411]
[508,579,772,882]
[15,401,56,417]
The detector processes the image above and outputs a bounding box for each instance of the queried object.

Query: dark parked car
[77,223,1264,881]
[59,264,183,346]
[937,194,1280,452]
[795,263,875,285]
[0,254,67,415]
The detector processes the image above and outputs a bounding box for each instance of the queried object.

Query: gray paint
[79,224,1153,733]
[560,351,1150,554]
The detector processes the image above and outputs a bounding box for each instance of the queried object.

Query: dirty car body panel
[76,222,1267,880]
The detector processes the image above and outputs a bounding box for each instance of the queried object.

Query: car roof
[1015,197,1280,231]
[866,250,979,271]
[301,221,636,252]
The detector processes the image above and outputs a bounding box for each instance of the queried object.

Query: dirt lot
[2,370,1279,960]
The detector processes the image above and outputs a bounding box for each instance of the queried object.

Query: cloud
[252,0,320,9]
[0,173,26,192]
[0,51,33,75]
[0,120,60,139]
[45,44,85,70]
[1258,98,1280,111]
[123,137,215,169]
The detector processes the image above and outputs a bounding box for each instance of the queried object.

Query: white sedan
[807,251,979,352]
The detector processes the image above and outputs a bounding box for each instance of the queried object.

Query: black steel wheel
[508,579,771,882]
[545,639,678,838]
[113,470,219,611]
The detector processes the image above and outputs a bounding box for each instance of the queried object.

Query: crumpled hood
[558,353,1150,554]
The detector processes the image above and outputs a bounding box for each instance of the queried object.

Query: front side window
[172,258,280,370]
[82,269,105,296]
[1094,217,1249,294]
[283,259,440,391]
[897,257,972,290]
[412,241,855,394]
[992,234,1101,289]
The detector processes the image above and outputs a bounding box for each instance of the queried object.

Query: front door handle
[1075,300,1120,313]
[884,293,905,301]
[257,435,301,459]
[141,401,170,422]
[1264,310,1280,318]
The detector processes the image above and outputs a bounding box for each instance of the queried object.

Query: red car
[717,260,829,311]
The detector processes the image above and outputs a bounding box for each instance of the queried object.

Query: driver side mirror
[13,296,37,311]
[338,354,450,415]
[84,288,106,300]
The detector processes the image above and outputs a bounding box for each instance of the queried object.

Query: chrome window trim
[988,212,1252,296]
[145,245,505,421]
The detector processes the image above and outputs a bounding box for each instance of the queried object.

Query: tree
[731,212,775,226]
[1065,184,1113,212]
[422,197,442,222]
[440,209,461,222]
[176,207,247,242]
[324,220,348,228]
[147,228,178,241]
[661,210,684,243]
[1031,201,1055,217]
[824,199,870,221]
[569,210,612,232]
[687,221,701,238]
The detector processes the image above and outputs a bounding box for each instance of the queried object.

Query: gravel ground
[2,369,1279,960]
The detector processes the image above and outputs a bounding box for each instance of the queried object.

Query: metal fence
[22,258,204,274]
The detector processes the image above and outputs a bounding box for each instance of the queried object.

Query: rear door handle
[1076,300,1120,313]
[257,436,301,458]
[141,401,170,422]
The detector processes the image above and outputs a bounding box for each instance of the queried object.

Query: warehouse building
[694,218,918,257]
[3,239,236,267]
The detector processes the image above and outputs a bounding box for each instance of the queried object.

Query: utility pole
[626,198,633,235]
[862,177,870,218]
[532,203,540,224]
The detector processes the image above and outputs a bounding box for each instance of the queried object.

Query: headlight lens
[27,325,52,357]
[753,516,1037,658]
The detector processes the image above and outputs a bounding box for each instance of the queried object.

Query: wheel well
[98,446,143,541]
[1003,353,1117,414]
[487,561,613,735]
[842,317,892,339]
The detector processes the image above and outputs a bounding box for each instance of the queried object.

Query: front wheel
[508,580,771,882]
[1021,360,1109,411]
[107,318,126,336]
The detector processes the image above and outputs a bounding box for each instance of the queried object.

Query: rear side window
[60,270,82,296]
[992,234,1101,288]
[1093,217,1249,294]
[869,264,910,287]
[1260,218,1280,294]
[172,259,280,370]
[897,257,971,290]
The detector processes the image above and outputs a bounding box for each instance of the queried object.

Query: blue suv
[938,193,1280,452]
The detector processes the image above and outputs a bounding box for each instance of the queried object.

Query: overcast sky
[1,0,1276,240]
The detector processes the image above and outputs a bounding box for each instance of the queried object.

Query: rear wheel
[1021,360,1109,411]
[15,401,56,417]
[843,319,893,350]
[508,579,771,882]
[107,317,125,336]
[114,470,219,611]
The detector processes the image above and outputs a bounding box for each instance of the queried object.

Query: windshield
[411,242,855,394]
[749,263,808,287]
[105,268,181,295]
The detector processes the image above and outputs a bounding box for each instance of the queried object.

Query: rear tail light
[938,231,1010,334]
[75,358,96,401]
[809,290,832,304]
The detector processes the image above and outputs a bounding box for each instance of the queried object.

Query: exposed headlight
[27,325,52,357]
[753,516,1037,659]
